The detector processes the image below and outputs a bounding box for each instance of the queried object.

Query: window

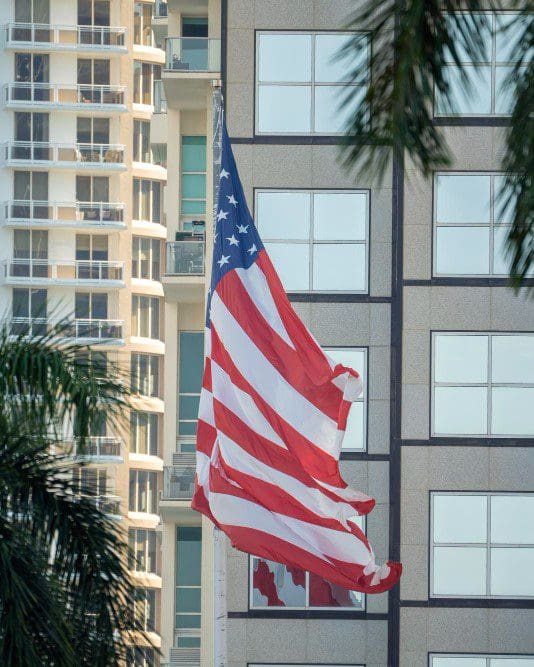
[78,0,110,27]
[15,0,50,24]
[133,179,162,224]
[77,58,110,85]
[431,493,534,598]
[77,116,110,144]
[432,332,534,437]
[130,411,159,456]
[256,31,369,134]
[178,332,204,440]
[15,53,49,101]
[13,171,48,220]
[133,587,156,632]
[131,354,160,398]
[436,12,528,116]
[134,2,154,47]
[256,190,369,292]
[132,237,160,280]
[14,112,49,160]
[128,528,157,574]
[175,527,201,646]
[126,646,155,667]
[131,295,161,340]
[434,173,520,276]
[11,287,47,335]
[76,175,109,203]
[13,229,48,277]
[73,467,109,496]
[181,136,206,224]
[129,470,158,514]
[133,120,151,163]
[324,348,367,450]
[430,655,534,667]
[251,551,364,609]
[133,61,161,105]
[75,292,108,320]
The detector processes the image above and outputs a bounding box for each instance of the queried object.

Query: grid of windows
[430,655,534,667]
[131,295,161,340]
[130,411,159,456]
[129,470,158,514]
[256,32,369,135]
[324,347,367,451]
[430,493,534,598]
[175,527,201,648]
[132,237,161,281]
[435,12,528,116]
[256,190,369,293]
[131,354,160,398]
[133,179,162,224]
[128,528,158,574]
[431,332,534,437]
[433,173,518,277]
[178,331,204,440]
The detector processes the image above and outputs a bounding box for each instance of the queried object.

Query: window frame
[130,410,159,456]
[131,294,161,341]
[255,188,370,294]
[255,30,370,136]
[178,330,204,439]
[132,236,161,281]
[429,654,534,667]
[430,491,534,599]
[431,331,534,438]
[175,526,202,644]
[131,353,161,398]
[128,527,158,575]
[133,178,162,225]
[129,469,159,514]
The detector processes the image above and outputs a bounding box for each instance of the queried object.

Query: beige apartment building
[2,1,532,667]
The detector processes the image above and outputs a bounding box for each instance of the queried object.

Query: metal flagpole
[211,83,227,667]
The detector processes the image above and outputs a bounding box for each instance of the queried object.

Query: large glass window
[132,587,156,632]
[11,287,47,335]
[133,120,151,163]
[75,292,108,320]
[133,179,162,224]
[431,655,534,667]
[126,647,155,667]
[130,411,159,455]
[132,237,160,280]
[181,136,206,225]
[76,176,109,203]
[77,116,110,144]
[131,354,160,398]
[256,31,369,134]
[433,173,520,276]
[256,190,369,292]
[324,348,367,451]
[178,332,204,441]
[129,470,158,514]
[432,332,534,437]
[133,62,161,105]
[15,0,50,24]
[431,493,534,598]
[436,12,529,116]
[128,528,157,574]
[175,527,201,647]
[131,295,161,340]
[134,2,154,47]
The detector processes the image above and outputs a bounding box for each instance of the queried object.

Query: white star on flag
[217,210,229,221]
[219,168,230,179]
[236,224,249,234]
[227,194,238,206]
[217,254,230,267]
[246,244,257,255]
[226,235,239,246]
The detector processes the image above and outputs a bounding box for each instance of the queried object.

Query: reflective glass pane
[258,86,311,133]
[179,332,204,393]
[495,66,516,115]
[252,558,306,607]
[436,65,492,115]
[179,395,200,420]
[257,192,310,240]
[342,401,364,450]
[326,348,366,376]
[492,660,534,667]
[176,527,201,585]
[434,386,488,435]
[490,548,534,596]
[315,34,366,83]
[496,13,527,63]
[434,334,488,383]
[435,175,491,224]
[313,243,366,291]
[258,34,312,82]
[435,226,490,275]
[433,494,487,543]
[432,658,487,667]
[314,84,365,134]
[491,496,534,544]
[181,174,206,199]
[264,242,309,291]
[491,335,534,383]
[175,587,201,613]
[182,135,206,171]
[308,572,362,607]
[444,13,492,63]
[433,546,487,595]
[493,225,511,275]
[493,175,516,224]
[491,387,534,436]
[313,192,367,241]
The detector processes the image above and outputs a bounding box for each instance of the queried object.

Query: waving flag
[191,124,402,594]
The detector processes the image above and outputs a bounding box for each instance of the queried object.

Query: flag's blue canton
[207,125,264,324]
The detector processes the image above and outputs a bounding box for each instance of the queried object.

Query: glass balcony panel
[166,241,205,275]
[165,38,221,71]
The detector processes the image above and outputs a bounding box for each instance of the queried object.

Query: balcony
[163,37,221,109]
[84,494,122,518]
[0,200,126,229]
[3,142,127,171]
[6,317,125,344]
[64,437,124,463]
[4,83,127,112]
[4,23,127,53]
[163,241,205,303]
[1,259,125,287]
[162,456,196,501]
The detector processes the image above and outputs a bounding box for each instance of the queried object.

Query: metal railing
[1,259,125,283]
[3,142,126,167]
[154,80,167,113]
[165,37,221,72]
[5,317,124,341]
[165,241,205,276]
[5,23,127,49]
[5,82,126,108]
[64,437,123,460]
[1,200,126,227]
[162,457,196,500]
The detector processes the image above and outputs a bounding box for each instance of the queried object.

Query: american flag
[191,124,402,594]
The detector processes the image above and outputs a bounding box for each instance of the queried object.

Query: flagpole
[211,83,226,667]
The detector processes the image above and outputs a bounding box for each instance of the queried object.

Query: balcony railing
[165,37,221,72]
[6,317,125,342]
[162,457,196,500]
[3,142,126,169]
[166,241,205,276]
[1,259,125,284]
[5,83,126,110]
[83,494,122,517]
[64,437,123,461]
[1,200,126,228]
[5,23,127,51]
